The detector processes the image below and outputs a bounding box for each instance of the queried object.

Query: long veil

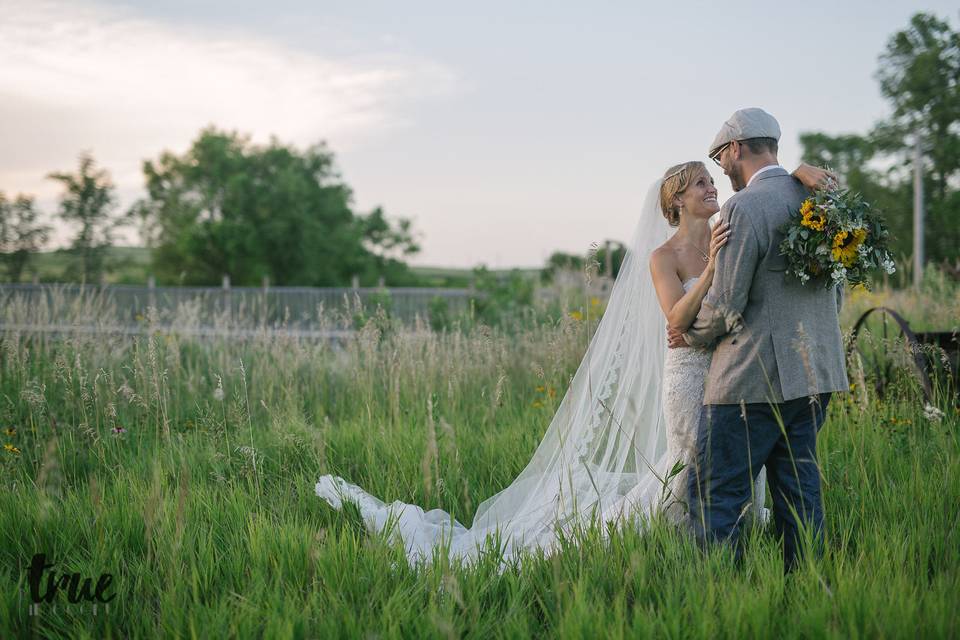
[316,179,677,567]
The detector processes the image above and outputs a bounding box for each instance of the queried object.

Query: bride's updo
[659,161,706,227]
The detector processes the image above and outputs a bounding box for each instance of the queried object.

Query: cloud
[0,0,459,241]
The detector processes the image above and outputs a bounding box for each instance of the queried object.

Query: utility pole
[913,132,924,289]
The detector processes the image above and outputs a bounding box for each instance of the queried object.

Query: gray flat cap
[708,108,781,156]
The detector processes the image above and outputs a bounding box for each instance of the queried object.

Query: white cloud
[0,0,459,244]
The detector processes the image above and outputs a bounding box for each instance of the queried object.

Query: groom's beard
[728,164,747,192]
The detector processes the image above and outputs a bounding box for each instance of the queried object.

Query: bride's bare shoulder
[648,242,678,275]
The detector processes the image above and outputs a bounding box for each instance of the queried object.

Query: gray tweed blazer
[682,167,849,405]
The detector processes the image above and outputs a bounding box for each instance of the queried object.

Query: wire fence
[0,283,478,337]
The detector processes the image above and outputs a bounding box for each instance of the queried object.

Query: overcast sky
[1,1,953,268]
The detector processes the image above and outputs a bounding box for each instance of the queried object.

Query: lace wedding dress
[661,277,767,523]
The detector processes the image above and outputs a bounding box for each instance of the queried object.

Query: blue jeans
[688,393,831,571]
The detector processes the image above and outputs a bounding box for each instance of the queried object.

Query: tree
[875,12,960,265]
[800,12,960,266]
[131,128,420,286]
[47,153,120,283]
[541,251,584,283]
[0,192,51,282]
[594,240,627,279]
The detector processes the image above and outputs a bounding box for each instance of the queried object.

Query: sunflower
[831,228,868,267]
[799,199,826,231]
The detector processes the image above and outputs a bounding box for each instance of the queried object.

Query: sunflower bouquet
[778,185,896,289]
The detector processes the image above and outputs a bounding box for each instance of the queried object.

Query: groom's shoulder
[730,175,806,210]
[719,190,762,236]
[754,172,808,199]
[721,186,760,216]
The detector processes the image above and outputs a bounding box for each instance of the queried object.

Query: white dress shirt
[746,164,784,188]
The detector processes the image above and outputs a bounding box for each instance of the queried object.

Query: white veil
[316,179,678,567]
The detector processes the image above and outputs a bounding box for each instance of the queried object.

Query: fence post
[147,275,156,321]
[261,275,270,329]
[351,275,360,316]
[222,274,231,326]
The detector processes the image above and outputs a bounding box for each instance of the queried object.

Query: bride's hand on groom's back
[792,163,839,191]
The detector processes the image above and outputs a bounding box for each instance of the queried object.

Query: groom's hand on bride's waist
[666,324,688,349]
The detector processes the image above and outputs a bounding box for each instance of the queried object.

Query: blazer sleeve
[682,198,759,347]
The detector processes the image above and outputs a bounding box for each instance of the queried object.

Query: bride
[316,161,832,567]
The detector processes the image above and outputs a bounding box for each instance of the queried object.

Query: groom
[679,108,849,571]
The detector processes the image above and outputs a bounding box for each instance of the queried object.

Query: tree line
[799,12,960,270]
[1,129,421,286]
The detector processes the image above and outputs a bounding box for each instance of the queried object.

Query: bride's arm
[792,163,838,191]
[649,250,688,330]
[649,224,729,331]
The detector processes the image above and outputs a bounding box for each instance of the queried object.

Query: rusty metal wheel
[847,307,933,401]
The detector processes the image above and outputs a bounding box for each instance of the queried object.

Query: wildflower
[532,400,544,409]
[569,310,583,321]
[3,444,20,455]
[3,427,16,437]
[535,385,545,393]
[590,297,600,307]
[922,404,944,423]
[111,426,127,436]
[547,387,556,398]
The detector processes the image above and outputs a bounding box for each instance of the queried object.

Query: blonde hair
[659,161,707,227]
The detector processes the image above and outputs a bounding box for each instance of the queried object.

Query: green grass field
[0,277,958,638]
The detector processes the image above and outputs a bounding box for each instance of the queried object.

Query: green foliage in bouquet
[778,187,896,290]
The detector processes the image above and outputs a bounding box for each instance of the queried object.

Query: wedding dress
[315,179,753,567]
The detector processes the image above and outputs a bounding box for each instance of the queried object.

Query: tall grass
[0,278,957,638]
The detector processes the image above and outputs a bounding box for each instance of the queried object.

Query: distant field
[18,247,542,287]
[21,246,153,285]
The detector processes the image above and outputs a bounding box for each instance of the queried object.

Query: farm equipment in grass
[847,306,959,403]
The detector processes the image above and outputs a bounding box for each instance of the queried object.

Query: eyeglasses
[710,140,735,166]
